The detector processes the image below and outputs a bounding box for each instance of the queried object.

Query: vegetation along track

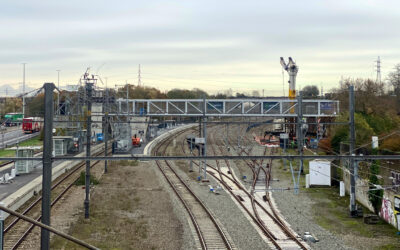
[154,127,235,250]
[3,147,110,250]
[181,123,308,250]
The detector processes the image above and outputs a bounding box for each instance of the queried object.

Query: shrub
[75,171,99,186]
[381,134,400,152]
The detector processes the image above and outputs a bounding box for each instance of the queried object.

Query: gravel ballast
[169,159,272,250]
[270,161,353,250]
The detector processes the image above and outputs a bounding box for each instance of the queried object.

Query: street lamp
[57,70,61,115]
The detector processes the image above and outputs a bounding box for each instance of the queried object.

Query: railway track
[3,147,109,249]
[234,125,308,249]
[0,151,42,170]
[154,128,235,250]
[180,123,308,250]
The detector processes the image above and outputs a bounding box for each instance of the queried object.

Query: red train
[22,117,43,133]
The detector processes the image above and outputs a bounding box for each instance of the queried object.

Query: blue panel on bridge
[320,102,333,111]
[207,101,223,111]
[139,108,147,116]
[263,102,279,111]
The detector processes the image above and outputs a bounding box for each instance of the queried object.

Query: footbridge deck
[115,98,339,117]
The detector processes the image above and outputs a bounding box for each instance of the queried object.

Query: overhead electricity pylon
[375,56,381,84]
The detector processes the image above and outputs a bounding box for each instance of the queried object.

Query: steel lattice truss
[116,98,339,117]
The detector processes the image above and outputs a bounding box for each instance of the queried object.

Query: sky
[0,0,399,96]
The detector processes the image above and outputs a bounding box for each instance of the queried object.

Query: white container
[340,181,345,196]
[372,136,379,149]
[309,160,331,186]
[195,137,205,144]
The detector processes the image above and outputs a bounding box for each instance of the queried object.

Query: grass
[379,244,399,250]
[307,187,376,237]
[17,136,42,147]
[51,160,152,249]
[0,136,42,162]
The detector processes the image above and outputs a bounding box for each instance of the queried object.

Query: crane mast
[280,57,299,139]
[280,57,299,100]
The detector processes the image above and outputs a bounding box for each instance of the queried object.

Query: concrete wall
[143,124,196,156]
[129,117,148,143]
[343,168,374,212]
[343,167,399,229]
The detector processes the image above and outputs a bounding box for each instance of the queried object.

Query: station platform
[0,143,105,219]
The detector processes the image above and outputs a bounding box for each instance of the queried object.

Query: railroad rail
[179,123,308,249]
[154,128,235,250]
[3,148,109,249]
[232,125,308,249]
[0,150,42,170]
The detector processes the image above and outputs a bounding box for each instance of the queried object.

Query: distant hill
[0,83,35,97]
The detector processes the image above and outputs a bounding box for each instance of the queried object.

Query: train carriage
[4,113,23,126]
[22,117,43,133]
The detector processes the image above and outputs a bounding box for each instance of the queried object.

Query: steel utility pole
[0,202,4,250]
[202,96,208,181]
[57,70,60,115]
[126,81,129,114]
[189,137,193,172]
[22,63,26,117]
[138,64,142,86]
[198,117,202,175]
[41,82,55,250]
[104,88,108,173]
[349,85,357,216]
[297,91,304,174]
[290,91,304,194]
[84,80,93,219]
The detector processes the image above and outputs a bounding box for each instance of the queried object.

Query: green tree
[330,112,374,153]
[166,88,208,99]
[26,93,45,116]
[302,85,319,98]
[1,97,22,116]
[117,85,166,99]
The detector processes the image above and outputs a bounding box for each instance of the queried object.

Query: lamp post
[57,70,61,115]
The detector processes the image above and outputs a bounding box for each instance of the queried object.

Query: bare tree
[388,64,400,94]
[387,64,400,112]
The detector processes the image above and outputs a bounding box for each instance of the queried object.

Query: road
[0,128,39,149]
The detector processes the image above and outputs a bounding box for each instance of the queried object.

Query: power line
[22,63,26,117]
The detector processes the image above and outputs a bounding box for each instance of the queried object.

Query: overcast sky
[0,0,399,96]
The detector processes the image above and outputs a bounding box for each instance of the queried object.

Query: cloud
[0,0,399,95]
